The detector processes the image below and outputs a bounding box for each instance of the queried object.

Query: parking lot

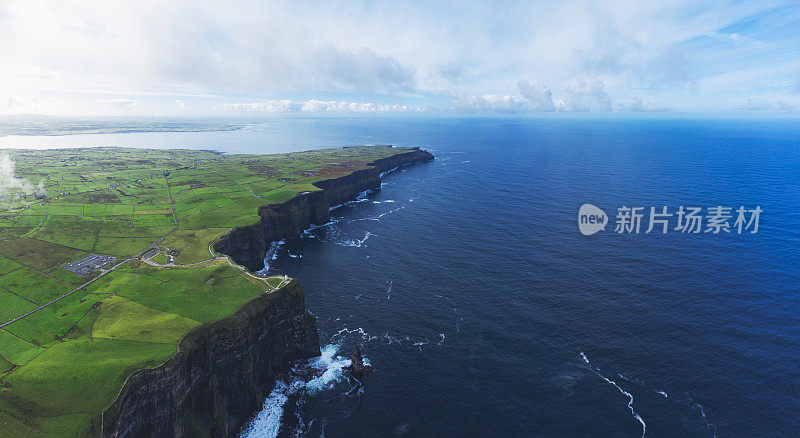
[63,254,117,276]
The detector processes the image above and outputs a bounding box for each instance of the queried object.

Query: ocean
[4,117,798,437]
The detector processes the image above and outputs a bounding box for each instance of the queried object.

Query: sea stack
[349,344,373,378]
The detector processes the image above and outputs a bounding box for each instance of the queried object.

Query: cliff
[102,147,432,437]
[101,280,319,438]
[214,147,433,271]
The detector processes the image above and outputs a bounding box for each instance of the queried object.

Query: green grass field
[0,145,413,437]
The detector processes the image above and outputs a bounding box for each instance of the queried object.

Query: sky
[0,0,799,117]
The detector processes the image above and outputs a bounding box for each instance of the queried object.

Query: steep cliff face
[101,280,319,438]
[213,190,329,272]
[313,168,381,208]
[215,148,433,272]
[368,149,434,174]
[101,148,433,437]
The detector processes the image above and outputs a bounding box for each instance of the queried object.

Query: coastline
[214,148,434,272]
[101,148,434,437]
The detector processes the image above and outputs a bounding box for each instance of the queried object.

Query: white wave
[330,326,437,349]
[580,352,646,438]
[330,189,377,211]
[385,280,393,300]
[379,162,415,177]
[337,231,375,247]
[348,207,403,223]
[331,197,370,211]
[354,294,363,300]
[240,344,355,438]
[289,253,302,259]
[434,294,464,334]
[256,240,286,275]
[301,217,340,239]
[694,403,706,418]
[331,327,381,342]
[411,334,444,350]
[657,390,668,398]
[241,380,291,438]
[304,344,352,394]
[372,199,395,204]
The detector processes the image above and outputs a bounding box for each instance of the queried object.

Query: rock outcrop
[348,344,373,379]
[101,280,319,438]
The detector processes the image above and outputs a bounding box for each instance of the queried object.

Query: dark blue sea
[8,117,799,437]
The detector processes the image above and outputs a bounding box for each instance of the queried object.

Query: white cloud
[454,79,617,113]
[0,154,46,200]
[517,81,555,111]
[739,97,798,112]
[563,80,613,112]
[795,64,800,93]
[449,94,530,112]
[104,98,141,109]
[219,99,416,113]
[0,0,798,115]
[619,97,674,112]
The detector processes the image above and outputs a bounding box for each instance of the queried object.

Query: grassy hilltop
[0,145,414,436]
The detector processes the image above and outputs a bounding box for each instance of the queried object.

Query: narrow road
[164,173,180,228]
[223,175,261,199]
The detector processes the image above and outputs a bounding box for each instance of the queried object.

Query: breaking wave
[257,240,285,275]
[330,189,377,211]
[580,352,646,438]
[348,206,403,223]
[385,280,393,300]
[337,231,375,248]
[379,162,415,177]
[330,327,446,350]
[240,344,355,438]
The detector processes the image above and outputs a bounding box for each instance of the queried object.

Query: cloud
[103,98,142,110]
[311,47,415,93]
[1,93,22,111]
[567,80,613,112]
[455,79,616,113]
[449,94,530,112]
[0,154,46,200]
[739,97,798,112]
[620,97,674,112]
[219,99,416,113]
[796,65,800,93]
[517,81,555,111]
[1,1,799,115]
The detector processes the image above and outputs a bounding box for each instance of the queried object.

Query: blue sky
[0,0,798,116]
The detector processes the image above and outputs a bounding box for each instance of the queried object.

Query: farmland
[0,145,415,436]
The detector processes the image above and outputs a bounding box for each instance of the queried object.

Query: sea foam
[240,344,354,438]
[580,352,646,438]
